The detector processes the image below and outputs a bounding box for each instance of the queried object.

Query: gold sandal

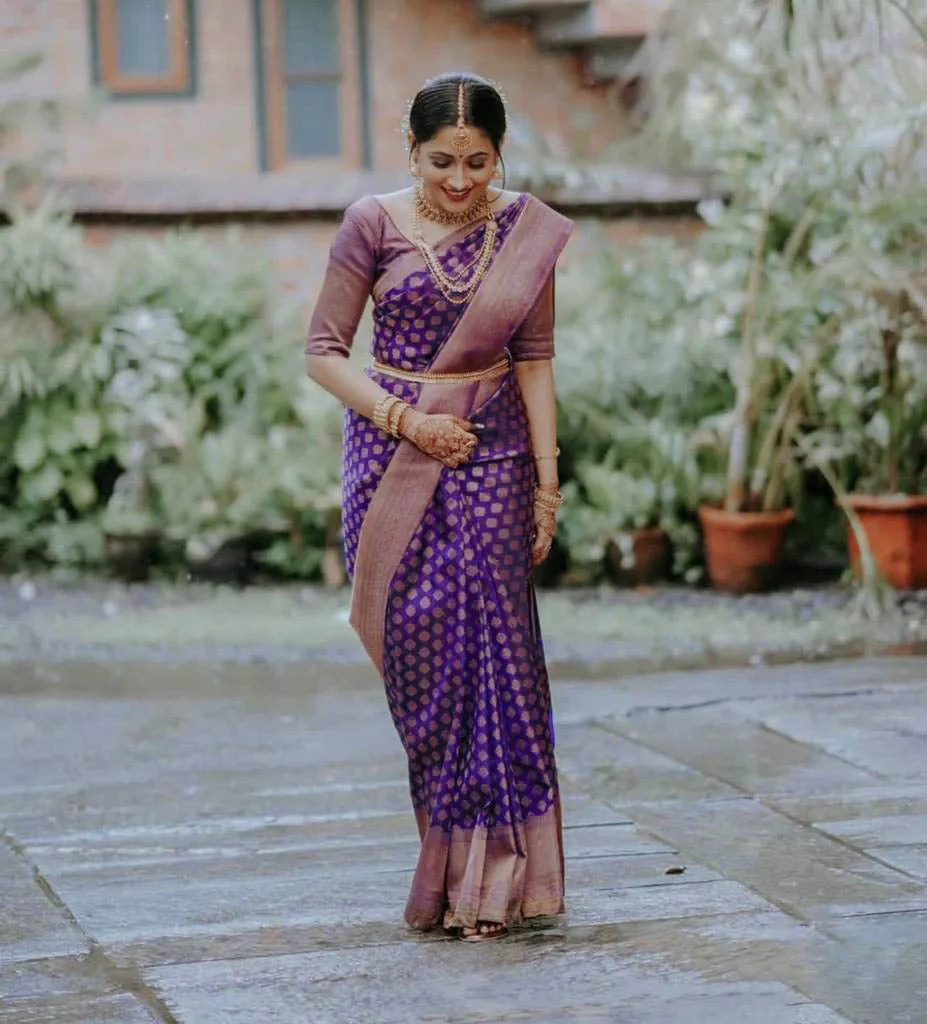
[459,921,508,942]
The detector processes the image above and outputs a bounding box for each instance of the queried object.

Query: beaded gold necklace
[412,184,490,227]
[412,186,497,305]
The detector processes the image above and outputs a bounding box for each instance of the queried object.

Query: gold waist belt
[371,356,510,385]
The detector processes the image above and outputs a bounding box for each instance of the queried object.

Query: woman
[306,72,571,942]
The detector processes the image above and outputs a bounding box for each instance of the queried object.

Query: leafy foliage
[0,202,342,579]
[554,0,927,579]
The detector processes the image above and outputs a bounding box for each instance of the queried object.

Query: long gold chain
[412,189,497,305]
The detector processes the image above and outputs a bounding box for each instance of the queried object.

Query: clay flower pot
[604,526,672,586]
[698,504,795,593]
[838,494,927,590]
[104,532,159,582]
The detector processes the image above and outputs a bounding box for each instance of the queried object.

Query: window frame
[257,0,363,171]
[93,0,195,97]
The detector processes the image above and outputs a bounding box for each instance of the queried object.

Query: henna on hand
[402,412,477,468]
[531,505,557,566]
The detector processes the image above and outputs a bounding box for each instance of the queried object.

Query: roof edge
[29,166,713,220]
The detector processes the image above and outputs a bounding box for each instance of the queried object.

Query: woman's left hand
[531,506,556,566]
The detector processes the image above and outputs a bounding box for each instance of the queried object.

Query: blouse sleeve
[509,271,556,362]
[305,199,379,358]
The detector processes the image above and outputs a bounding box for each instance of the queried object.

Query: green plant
[152,422,288,564]
[559,417,705,579]
[0,53,67,203]
[626,0,927,514]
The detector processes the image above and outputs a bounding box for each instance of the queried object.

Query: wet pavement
[1,653,926,1023]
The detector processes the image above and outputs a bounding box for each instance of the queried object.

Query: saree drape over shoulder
[307,193,572,930]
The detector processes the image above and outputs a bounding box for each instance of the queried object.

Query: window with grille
[93,0,194,96]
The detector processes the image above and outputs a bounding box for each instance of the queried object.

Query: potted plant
[101,470,160,581]
[628,0,927,593]
[561,466,670,586]
[559,419,702,587]
[808,280,927,590]
[254,421,345,586]
[154,422,288,584]
[691,200,825,593]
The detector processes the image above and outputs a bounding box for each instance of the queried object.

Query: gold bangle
[394,403,413,437]
[534,447,560,462]
[387,400,410,438]
[534,487,563,511]
[372,394,400,435]
[371,399,384,433]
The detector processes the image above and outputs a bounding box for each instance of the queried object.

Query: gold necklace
[412,200,497,305]
[412,184,491,228]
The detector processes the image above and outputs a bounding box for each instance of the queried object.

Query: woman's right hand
[401,410,478,468]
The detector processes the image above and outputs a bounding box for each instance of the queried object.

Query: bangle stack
[533,486,563,512]
[372,394,413,439]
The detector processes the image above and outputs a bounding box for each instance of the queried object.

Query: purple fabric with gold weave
[307,194,568,929]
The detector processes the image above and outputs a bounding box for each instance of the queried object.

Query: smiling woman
[305,73,572,944]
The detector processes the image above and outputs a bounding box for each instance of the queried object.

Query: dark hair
[408,72,507,152]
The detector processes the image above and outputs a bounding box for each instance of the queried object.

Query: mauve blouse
[305,195,556,363]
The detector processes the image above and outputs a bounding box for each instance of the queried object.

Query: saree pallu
[308,193,572,929]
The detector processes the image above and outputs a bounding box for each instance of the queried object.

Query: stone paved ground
[1,650,926,1023]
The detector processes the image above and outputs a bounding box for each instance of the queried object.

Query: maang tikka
[450,84,472,155]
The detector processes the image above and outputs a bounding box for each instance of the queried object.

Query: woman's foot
[459,921,508,942]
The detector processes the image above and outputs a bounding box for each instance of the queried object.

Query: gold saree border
[406,803,565,931]
[349,196,573,672]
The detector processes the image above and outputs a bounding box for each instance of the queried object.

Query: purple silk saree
[307,193,572,930]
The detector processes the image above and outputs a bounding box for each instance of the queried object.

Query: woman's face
[411,124,498,215]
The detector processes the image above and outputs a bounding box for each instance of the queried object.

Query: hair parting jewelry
[450,82,473,155]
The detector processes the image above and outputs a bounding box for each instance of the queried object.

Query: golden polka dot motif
[341,192,559,837]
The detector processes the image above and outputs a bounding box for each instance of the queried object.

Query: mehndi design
[403,412,478,468]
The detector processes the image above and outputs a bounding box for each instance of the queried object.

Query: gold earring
[492,167,503,181]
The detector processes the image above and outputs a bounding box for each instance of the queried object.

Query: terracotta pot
[838,494,927,590]
[187,539,253,585]
[104,532,159,582]
[698,505,795,593]
[604,527,671,586]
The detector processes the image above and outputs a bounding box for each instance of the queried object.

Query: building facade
[2,0,701,304]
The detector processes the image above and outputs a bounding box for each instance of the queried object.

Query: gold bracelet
[534,488,563,512]
[372,394,400,435]
[385,401,401,437]
[371,395,389,432]
[386,400,411,438]
[534,447,561,462]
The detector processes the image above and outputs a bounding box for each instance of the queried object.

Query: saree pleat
[309,193,572,930]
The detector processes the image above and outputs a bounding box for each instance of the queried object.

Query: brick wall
[4,0,628,180]
[4,1,701,319]
[367,0,628,171]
